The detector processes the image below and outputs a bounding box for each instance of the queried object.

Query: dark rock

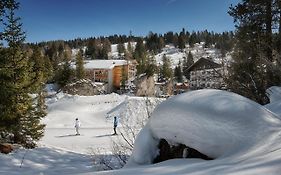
[153,139,213,164]
[0,143,13,154]
[63,79,104,96]
[153,139,172,163]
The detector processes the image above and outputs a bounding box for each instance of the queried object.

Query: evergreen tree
[182,51,194,79]
[43,55,54,82]
[101,38,111,59]
[120,65,128,92]
[134,38,146,75]
[146,55,157,77]
[178,28,187,50]
[86,39,99,59]
[164,31,174,44]
[76,49,85,80]
[159,54,173,81]
[228,0,281,104]
[117,42,125,57]
[29,46,47,90]
[158,36,165,50]
[127,41,133,54]
[174,61,183,83]
[133,38,156,77]
[173,33,179,48]
[188,32,197,47]
[0,0,46,147]
[57,51,73,86]
[146,32,164,53]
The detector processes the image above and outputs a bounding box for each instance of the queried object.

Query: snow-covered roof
[83,60,128,70]
[186,57,221,72]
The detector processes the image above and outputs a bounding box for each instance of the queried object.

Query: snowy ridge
[106,96,165,128]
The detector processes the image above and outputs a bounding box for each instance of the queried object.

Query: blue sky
[18,0,240,43]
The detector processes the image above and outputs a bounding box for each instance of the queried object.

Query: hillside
[0,88,164,174]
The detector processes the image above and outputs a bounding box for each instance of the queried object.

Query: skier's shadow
[55,134,79,138]
[95,134,115,138]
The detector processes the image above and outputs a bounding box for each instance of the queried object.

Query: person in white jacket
[74,118,81,135]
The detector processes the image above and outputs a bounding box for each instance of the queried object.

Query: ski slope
[0,90,163,175]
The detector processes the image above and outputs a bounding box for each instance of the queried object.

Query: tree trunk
[265,0,273,62]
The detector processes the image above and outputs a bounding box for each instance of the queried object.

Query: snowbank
[266,86,281,103]
[128,90,281,164]
[106,96,164,128]
[112,89,281,175]
[265,86,281,118]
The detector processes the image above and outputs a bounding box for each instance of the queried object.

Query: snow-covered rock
[265,86,281,118]
[266,86,281,103]
[120,89,281,174]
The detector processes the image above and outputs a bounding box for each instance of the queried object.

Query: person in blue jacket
[113,116,118,135]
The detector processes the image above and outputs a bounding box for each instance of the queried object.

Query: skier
[74,118,81,135]
[113,116,118,135]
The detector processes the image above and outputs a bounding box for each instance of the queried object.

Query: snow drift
[130,89,281,163]
[114,89,281,175]
[265,86,281,118]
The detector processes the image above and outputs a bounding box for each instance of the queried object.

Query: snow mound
[265,86,281,118]
[123,89,281,174]
[106,96,165,127]
[266,86,281,103]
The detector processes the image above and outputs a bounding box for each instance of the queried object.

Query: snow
[42,93,125,153]
[0,147,94,175]
[266,86,281,104]
[0,90,164,174]
[94,89,281,175]
[125,125,159,166]
[110,42,136,59]
[82,60,128,70]
[149,90,280,159]
[2,87,281,175]
[154,43,227,69]
[265,86,281,118]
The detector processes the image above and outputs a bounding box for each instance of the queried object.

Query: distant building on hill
[74,60,137,93]
[186,57,225,90]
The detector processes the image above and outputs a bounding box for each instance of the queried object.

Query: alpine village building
[75,60,137,93]
[186,57,225,90]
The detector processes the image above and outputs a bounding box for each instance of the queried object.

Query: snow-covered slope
[0,147,94,175]
[155,43,227,69]
[94,89,281,175]
[2,88,281,175]
[41,93,164,154]
[0,92,163,174]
